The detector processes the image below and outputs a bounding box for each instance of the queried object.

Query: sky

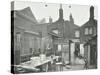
[14,1,98,26]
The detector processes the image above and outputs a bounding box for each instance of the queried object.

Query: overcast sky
[14,1,98,26]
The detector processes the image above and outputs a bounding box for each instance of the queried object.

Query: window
[58,45,61,51]
[75,31,80,37]
[85,28,89,35]
[89,27,93,34]
[52,30,59,34]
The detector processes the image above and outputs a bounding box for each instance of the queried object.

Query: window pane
[75,31,79,37]
[58,45,61,51]
[85,28,88,35]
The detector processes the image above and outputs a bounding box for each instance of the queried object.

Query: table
[17,56,60,72]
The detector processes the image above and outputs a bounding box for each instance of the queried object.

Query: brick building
[47,4,79,64]
[75,6,97,67]
[11,7,49,65]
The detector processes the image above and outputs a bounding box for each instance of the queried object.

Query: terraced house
[75,6,97,68]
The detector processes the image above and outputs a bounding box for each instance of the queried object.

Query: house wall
[13,9,42,63]
[14,26,40,62]
[80,20,97,43]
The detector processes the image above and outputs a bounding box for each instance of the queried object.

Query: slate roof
[12,7,49,36]
[14,7,38,24]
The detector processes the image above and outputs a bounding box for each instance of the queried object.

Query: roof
[13,7,38,24]
[65,20,79,29]
[12,7,49,37]
[81,19,97,28]
[47,19,79,39]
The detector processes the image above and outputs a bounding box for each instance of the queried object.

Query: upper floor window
[85,27,94,35]
[75,30,80,37]
[89,27,93,34]
[85,28,89,35]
